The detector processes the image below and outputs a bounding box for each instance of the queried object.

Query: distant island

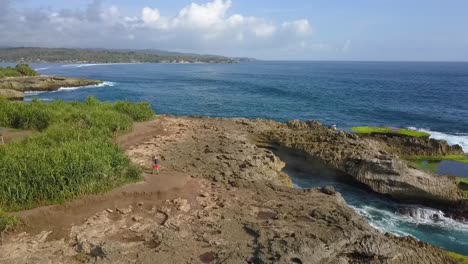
[0,47,255,64]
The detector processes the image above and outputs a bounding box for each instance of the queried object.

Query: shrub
[14,64,38,76]
[0,64,38,78]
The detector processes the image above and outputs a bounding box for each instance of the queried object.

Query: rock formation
[263,120,467,211]
[0,76,102,100]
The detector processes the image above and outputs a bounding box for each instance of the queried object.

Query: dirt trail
[9,115,190,238]
[14,172,196,240]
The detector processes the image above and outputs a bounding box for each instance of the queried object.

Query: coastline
[0,75,103,100]
[1,114,466,263]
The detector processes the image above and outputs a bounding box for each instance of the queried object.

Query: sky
[1,0,468,61]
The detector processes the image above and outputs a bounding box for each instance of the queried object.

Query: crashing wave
[408,127,468,153]
[350,204,468,239]
[56,81,115,92]
[396,205,468,229]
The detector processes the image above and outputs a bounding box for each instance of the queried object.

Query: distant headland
[0,47,256,64]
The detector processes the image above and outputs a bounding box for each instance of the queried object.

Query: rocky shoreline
[0,115,465,263]
[263,120,467,219]
[0,75,102,100]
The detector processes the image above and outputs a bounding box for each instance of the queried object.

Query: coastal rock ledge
[0,76,102,100]
[0,116,463,264]
[263,120,467,216]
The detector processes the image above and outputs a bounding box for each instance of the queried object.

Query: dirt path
[14,172,196,240]
[6,116,199,240]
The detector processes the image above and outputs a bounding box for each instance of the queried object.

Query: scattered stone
[321,186,337,195]
[132,216,143,222]
[173,198,191,212]
[116,207,132,215]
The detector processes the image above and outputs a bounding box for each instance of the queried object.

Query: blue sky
[3,0,468,61]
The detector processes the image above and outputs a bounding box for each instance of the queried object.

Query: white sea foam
[408,127,468,153]
[24,97,53,102]
[34,67,49,71]
[24,90,47,95]
[350,203,468,239]
[24,81,114,97]
[61,63,110,68]
[56,81,115,92]
[350,205,414,236]
[61,63,138,68]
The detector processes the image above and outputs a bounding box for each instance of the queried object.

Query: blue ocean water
[3,61,468,254]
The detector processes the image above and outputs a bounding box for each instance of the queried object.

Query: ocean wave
[61,63,110,68]
[350,204,468,238]
[24,90,47,95]
[56,81,115,92]
[24,97,53,102]
[408,127,468,152]
[349,205,413,237]
[61,63,138,68]
[396,205,468,230]
[34,67,49,71]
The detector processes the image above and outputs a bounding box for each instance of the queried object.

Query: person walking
[152,155,161,174]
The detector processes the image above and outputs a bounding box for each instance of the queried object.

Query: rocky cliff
[0,76,102,100]
[263,120,467,212]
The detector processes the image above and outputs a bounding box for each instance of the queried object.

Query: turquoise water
[3,61,468,255]
[279,152,468,256]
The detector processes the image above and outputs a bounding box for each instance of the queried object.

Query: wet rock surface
[0,116,460,263]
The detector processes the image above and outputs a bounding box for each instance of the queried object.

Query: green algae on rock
[351,126,431,138]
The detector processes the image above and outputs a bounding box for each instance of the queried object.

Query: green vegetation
[0,47,239,64]
[0,64,38,78]
[407,159,440,174]
[445,251,468,264]
[351,126,430,138]
[404,154,468,164]
[0,209,20,232]
[0,97,155,231]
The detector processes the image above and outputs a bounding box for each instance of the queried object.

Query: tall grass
[0,97,154,216]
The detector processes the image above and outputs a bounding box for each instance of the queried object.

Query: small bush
[113,101,155,122]
[0,64,38,78]
[15,64,38,77]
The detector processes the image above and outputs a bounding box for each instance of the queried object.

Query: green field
[0,97,155,231]
[351,126,430,138]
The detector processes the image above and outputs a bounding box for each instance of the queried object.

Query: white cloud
[142,7,161,25]
[342,39,351,53]
[0,0,315,56]
[282,19,313,36]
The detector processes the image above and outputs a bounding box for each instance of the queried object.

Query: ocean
[3,61,468,255]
